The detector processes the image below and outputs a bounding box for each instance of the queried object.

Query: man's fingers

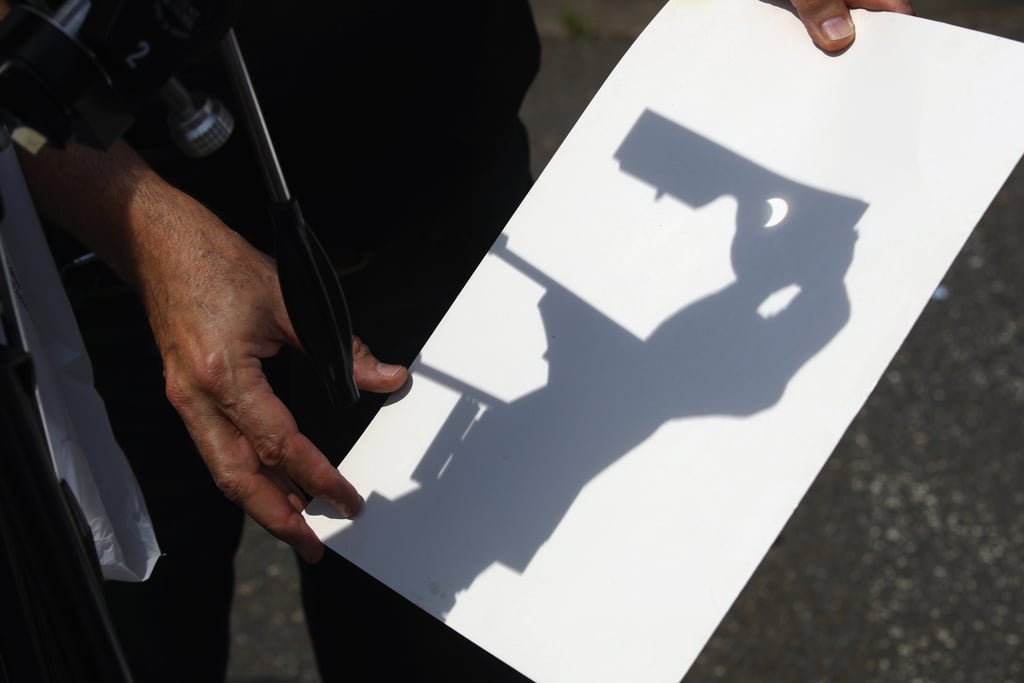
[233,471,327,564]
[228,380,363,516]
[173,396,332,562]
[792,0,858,52]
[175,352,363,518]
[351,336,409,393]
[792,0,914,53]
[264,466,315,514]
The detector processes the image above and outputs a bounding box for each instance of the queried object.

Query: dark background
[226,2,1024,681]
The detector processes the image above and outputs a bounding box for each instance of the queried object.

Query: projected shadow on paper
[322,109,867,617]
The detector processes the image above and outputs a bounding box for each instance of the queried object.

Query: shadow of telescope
[616,109,866,296]
[325,110,868,619]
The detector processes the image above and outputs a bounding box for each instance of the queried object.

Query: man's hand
[151,203,408,564]
[20,140,408,563]
[791,0,914,52]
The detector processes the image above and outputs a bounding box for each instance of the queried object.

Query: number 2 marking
[125,41,151,69]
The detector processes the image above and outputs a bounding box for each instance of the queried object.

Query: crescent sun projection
[764,197,789,228]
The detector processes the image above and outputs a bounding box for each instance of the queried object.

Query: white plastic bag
[0,143,160,582]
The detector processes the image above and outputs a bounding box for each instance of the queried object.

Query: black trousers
[294,115,536,683]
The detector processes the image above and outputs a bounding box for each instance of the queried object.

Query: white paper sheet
[305,2,1024,680]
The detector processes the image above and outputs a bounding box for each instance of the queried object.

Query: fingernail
[821,16,854,42]
[340,494,365,519]
[376,362,403,378]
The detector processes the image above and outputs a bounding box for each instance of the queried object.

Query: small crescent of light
[764,197,789,228]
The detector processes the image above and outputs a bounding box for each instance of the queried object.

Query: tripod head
[0,0,239,153]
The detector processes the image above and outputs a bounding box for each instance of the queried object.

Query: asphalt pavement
[226,2,1024,681]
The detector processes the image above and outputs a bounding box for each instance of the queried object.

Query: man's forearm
[19,141,173,289]
[15,139,266,348]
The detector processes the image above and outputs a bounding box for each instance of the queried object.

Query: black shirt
[125,1,541,250]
